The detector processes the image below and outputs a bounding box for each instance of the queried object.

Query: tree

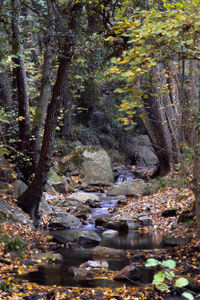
[18,2,83,222]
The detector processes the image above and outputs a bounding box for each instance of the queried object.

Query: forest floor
[0,171,200,300]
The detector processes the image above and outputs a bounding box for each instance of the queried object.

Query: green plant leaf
[165,270,175,280]
[156,284,169,291]
[182,292,194,300]
[153,272,165,284]
[162,259,176,269]
[145,258,159,267]
[175,278,189,287]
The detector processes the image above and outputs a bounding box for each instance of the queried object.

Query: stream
[24,170,164,288]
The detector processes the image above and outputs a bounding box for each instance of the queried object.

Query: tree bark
[31,0,55,171]
[18,2,83,222]
[0,68,12,108]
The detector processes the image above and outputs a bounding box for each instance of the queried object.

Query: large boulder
[82,146,114,185]
[58,146,114,185]
[0,200,32,225]
[106,179,147,197]
[120,134,159,167]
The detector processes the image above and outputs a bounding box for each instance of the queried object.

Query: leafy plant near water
[0,234,26,257]
[145,258,194,300]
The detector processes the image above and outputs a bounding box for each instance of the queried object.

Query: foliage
[0,234,26,257]
[145,258,194,299]
[107,0,200,127]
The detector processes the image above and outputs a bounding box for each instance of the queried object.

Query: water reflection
[100,231,163,250]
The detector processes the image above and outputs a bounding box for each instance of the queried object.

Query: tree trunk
[11,0,30,146]
[0,68,12,108]
[18,3,83,222]
[31,0,55,171]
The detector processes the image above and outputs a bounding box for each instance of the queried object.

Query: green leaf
[162,260,176,269]
[153,272,165,284]
[165,270,175,280]
[145,258,159,267]
[175,278,189,287]
[182,292,194,300]
[156,284,169,291]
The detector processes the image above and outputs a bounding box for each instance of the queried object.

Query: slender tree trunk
[0,68,12,108]
[11,0,30,148]
[31,0,55,171]
[18,3,83,222]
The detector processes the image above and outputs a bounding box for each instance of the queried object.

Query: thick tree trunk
[18,3,83,222]
[31,0,54,171]
[193,123,200,239]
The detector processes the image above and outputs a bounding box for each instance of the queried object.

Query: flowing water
[24,170,163,288]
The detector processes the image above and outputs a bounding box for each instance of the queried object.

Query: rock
[178,210,195,223]
[58,146,114,185]
[106,179,147,197]
[48,213,81,229]
[102,219,129,232]
[162,235,190,246]
[130,254,146,262]
[70,265,99,281]
[92,246,126,259]
[13,180,28,198]
[114,265,155,283]
[162,209,177,217]
[102,230,118,237]
[82,146,114,185]
[39,200,54,214]
[68,192,99,203]
[82,260,108,268]
[0,152,15,183]
[120,134,159,167]
[0,200,32,225]
[85,199,101,208]
[51,182,69,194]
[74,205,92,219]
[52,230,101,246]
[138,216,153,226]
[133,166,158,180]
[32,251,63,263]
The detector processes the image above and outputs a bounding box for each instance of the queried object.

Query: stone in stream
[68,191,99,203]
[106,179,148,197]
[114,265,155,283]
[92,246,126,259]
[162,235,191,246]
[85,199,102,208]
[48,212,81,229]
[102,230,118,237]
[52,230,101,247]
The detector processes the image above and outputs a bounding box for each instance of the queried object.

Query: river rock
[48,213,81,229]
[102,230,118,237]
[13,180,28,198]
[32,251,63,263]
[114,265,154,283]
[51,182,69,194]
[82,260,108,268]
[70,265,100,281]
[106,179,147,197]
[162,235,190,246]
[68,191,99,203]
[85,199,101,208]
[92,246,126,259]
[52,230,101,246]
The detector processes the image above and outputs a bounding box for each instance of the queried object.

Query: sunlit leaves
[175,277,189,287]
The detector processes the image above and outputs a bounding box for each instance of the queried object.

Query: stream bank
[0,167,199,299]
